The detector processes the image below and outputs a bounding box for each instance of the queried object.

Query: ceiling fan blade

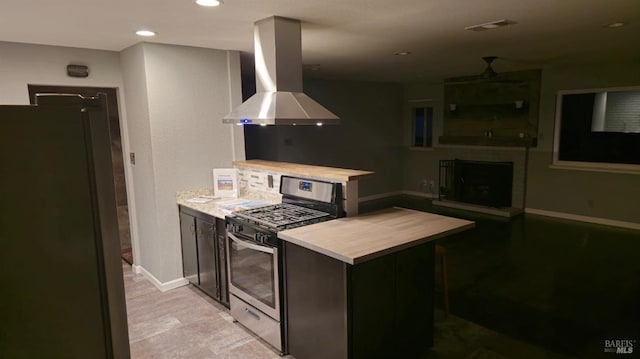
[445,56,501,84]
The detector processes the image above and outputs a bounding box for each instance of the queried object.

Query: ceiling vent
[464,19,516,32]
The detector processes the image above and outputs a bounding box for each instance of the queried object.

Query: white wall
[120,42,244,284]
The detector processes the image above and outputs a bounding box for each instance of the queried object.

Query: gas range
[225,175,344,355]
[227,175,344,244]
[231,203,333,231]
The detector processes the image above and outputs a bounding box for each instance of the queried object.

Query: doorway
[28,85,133,264]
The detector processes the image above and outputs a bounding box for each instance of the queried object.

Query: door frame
[28,84,137,266]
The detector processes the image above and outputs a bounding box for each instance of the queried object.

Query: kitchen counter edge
[278,207,475,265]
[176,189,277,219]
[232,160,374,182]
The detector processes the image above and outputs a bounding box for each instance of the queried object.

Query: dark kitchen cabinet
[179,206,229,307]
[196,217,218,298]
[179,211,198,284]
[216,217,229,306]
[285,241,434,359]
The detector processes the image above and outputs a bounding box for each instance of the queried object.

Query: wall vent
[465,19,516,31]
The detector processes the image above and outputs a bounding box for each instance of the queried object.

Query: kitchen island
[279,207,474,359]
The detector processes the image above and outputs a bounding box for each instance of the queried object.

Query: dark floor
[361,197,640,359]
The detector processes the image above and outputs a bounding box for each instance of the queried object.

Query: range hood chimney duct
[223,16,339,125]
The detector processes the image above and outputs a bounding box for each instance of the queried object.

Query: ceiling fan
[444,56,523,85]
[478,56,498,78]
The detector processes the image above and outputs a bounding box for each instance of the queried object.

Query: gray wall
[120,42,244,283]
[244,62,639,224]
[245,79,404,197]
[403,62,640,223]
[401,83,528,207]
[526,62,640,223]
[120,44,157,273]
[0,40,141,269]
[1,40,248,285]
[404,147,528,207]
[0,41,124,104]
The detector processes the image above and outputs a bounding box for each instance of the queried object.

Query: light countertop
[233,160,374,182]
[278,207,474,264]
[176,189,278,219]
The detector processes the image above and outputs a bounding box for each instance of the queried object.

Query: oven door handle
[228,232,275,254]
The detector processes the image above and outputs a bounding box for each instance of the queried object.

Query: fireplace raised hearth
[438,159,514,209]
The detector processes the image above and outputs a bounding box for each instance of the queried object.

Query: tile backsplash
[238,168,282,202]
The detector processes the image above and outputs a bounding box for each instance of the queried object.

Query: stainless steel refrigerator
[0,94,130,358]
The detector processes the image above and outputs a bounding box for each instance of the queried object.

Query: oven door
[227,232,280,320]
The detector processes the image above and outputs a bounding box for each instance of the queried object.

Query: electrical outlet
[129,152,136,165]
[421,179,428,191]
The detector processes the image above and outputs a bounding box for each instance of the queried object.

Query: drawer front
[230,295,282,352]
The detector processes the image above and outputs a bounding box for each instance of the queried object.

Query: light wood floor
[123,262,291,359]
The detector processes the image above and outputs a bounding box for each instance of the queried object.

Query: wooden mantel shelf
[439,136,537,147]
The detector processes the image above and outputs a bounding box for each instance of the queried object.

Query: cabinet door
[179,211,198,285]
[196,217,219,299]
[216,218,229,306]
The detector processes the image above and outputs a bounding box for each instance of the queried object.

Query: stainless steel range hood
[223,16,339,125]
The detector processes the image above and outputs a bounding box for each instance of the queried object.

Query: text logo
[604,339,636,354]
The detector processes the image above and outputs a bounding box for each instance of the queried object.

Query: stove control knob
[255,233,269,243]
[230,223,243,232]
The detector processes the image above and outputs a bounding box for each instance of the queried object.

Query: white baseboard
[357,192,639,230]
[132,264,189,292]
[132,264,142,274]
[433,200,523,218]
[524,208,640,230]
[401,190,438,199]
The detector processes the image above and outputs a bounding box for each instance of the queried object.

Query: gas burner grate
[233,203,331,229]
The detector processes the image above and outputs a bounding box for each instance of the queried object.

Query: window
[412,106,433,147]
[553,86,640,172]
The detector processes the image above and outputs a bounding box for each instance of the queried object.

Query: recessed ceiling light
[196,0,223,6]
[394,51,411,56]
[465,19,516,31]
[606,22,625,28]
[136,30,156,37]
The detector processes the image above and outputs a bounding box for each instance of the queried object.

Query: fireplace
[439,159,513,208]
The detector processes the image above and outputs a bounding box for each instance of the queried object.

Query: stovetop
[232,203,332,230]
